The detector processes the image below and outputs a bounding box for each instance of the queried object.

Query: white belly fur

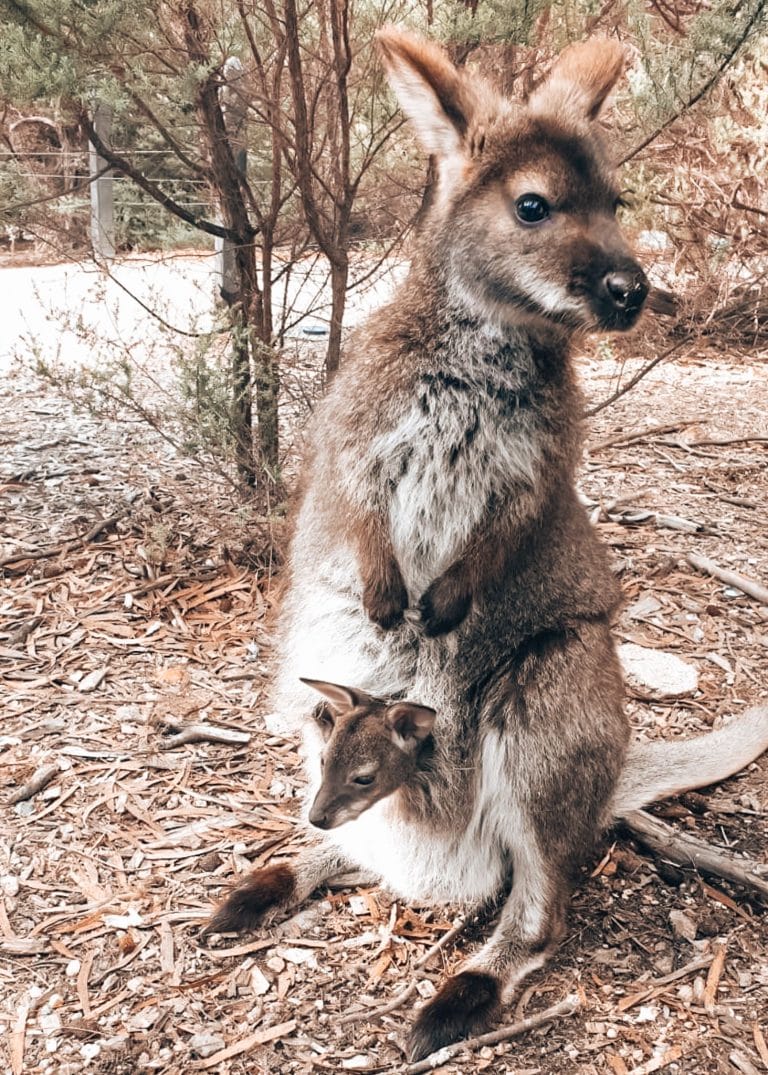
[321,730,516,906]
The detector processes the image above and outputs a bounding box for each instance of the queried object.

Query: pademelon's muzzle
[594,264,649,330]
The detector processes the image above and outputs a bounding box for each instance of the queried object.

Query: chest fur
[368,368,543,594]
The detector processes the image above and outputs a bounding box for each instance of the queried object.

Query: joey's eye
[352,774,375,787]
[515,194,550,225]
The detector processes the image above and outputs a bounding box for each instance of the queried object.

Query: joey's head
[377,30,648,334]
[300,678,436,830]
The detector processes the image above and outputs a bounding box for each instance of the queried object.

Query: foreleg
[354,508,409,630]
[202,843,357,938]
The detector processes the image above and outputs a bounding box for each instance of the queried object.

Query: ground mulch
[1,319,766,1074]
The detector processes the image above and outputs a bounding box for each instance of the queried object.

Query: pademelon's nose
[604,270,649,312]
[307,808,326,829]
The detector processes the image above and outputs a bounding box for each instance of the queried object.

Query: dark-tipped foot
[201,863,295,940]
[407,970,501,1062]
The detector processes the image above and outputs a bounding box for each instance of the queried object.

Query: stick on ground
[623,810,768,902]
[401,994,582,1074]
[685,552,768,606]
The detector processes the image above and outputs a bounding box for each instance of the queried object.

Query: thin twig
[584,339,689,418]
[619,0,767,166]
[588,419,699,452]
[400,994,582,1074]
[340,917,468,1026]
[0,504,136,569]
[686,552,768,606]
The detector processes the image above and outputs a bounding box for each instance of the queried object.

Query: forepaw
[200,864,295,941]
[363,570,408,630]
[417,574,472,637]
[407,970,501,1061]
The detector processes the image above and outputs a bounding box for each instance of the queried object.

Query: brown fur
[302,679,436,829]
[203,863,295,937]
[212,32,767,1063]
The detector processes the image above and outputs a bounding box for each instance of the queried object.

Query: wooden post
[88,102,115,262]
[216,58,247,302]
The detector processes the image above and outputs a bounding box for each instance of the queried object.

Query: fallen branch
[623,810,768,903]
[340,917,468,1026]
[588,419,699,453]
[617,954,714,1012]
[7,763,60,805]
[400,994,582,1074]
[687,435,768,448]
[160,723,251,749]
[0,502,138,570]
[685,552,768,606]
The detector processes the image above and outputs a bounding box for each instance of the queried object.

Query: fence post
[216,57,247,303]
[88,101,115,262]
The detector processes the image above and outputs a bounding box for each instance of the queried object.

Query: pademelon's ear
[385,702,437,751]
[527,39,627,123]
[300,678,372,713]
[376,27,482,159]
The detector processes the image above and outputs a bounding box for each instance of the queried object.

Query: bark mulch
[1,335,766,1075]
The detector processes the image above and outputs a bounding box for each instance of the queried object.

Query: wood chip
[10,997,29,1075]
[703,941,727,1013]
[190,1019,297,1069]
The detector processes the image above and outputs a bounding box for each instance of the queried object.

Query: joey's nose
[309,804,331,829]
[604,270,649,313]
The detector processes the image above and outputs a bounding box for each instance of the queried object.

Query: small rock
[104,909,144,930]
[341,1056,372,1070]
[65,959,81,978]
[669,909,697,942]
[278,946,318,968]
[78,667,107,693]
[266,955,285,973]
[1,875,20,897]
[348,895,369,916]
[39,1010,62,1034]
[250,966,270,996]
[80,1042,101,1061]
[619,643,698,697]
[125,1006,160,1032]
[635,1004,659,1023]
[415,979,436,998]
[189,1033,226,1059]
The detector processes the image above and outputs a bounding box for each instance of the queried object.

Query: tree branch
[79,110,245,242]
[620,0,767,165]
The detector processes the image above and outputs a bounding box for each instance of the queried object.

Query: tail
[612,706,768,817]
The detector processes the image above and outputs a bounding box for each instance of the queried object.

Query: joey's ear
[300,677,371,713]
[385,702,437,751]
[527,39,627,123]
[376,27,482,159]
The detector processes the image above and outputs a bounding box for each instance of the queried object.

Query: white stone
[619,643,698,697]
[1,875,20,897]
[188,1033,226,1058]
[278,947,318,968]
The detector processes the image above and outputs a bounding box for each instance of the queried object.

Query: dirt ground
[1,292,767,1075]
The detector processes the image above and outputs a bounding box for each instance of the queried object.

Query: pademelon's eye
[515,194,550,225]
[352,774,375,786]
